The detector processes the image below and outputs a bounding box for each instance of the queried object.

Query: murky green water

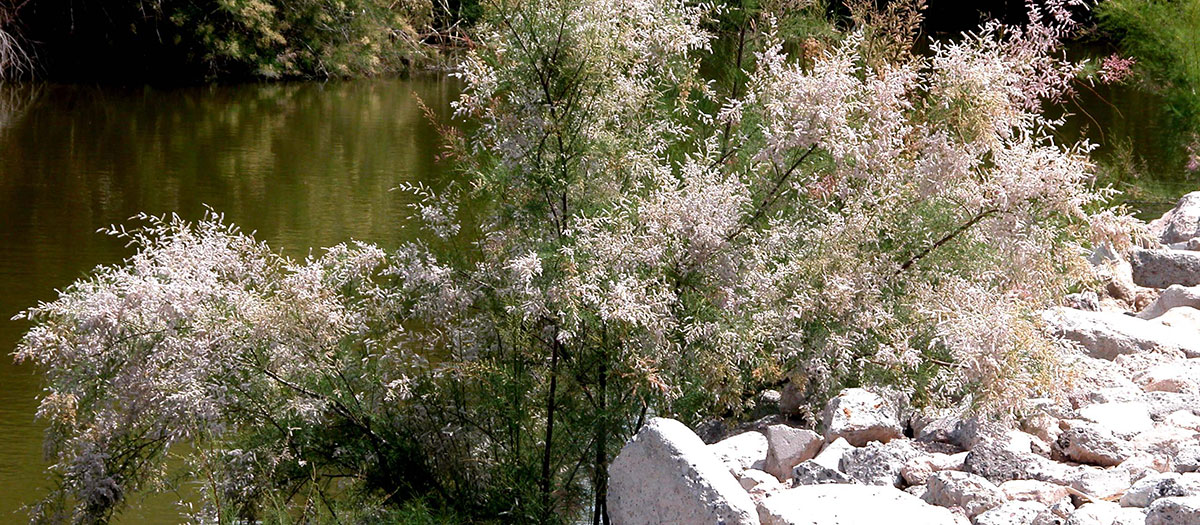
[0,77,461,522]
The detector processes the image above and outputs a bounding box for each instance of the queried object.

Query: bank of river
[0,77,461,521]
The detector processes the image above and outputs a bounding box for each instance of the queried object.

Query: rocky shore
[604,193,1200,524]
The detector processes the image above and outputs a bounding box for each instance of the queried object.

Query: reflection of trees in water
[0,0,32,80]
[0,77,463,251]
[0,82,40,134]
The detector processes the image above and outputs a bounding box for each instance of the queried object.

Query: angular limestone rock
[757,484,959,525]
[763,424,823,481]
[821,388,904,447]
[608,418,760,525]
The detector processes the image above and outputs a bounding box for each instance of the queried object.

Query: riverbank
[606,191,1200,524]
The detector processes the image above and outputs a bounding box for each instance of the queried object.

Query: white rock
[1138,359,1200,394]
[1042,307,1200,360]
[810,437,853,472]
[1077,402,1155,437]
[737,469,784,494]
[1149,191,1200,244]
[711,431,770,473]
[1119,453,1170,483]
[1066,501,1145,525]
[999,479,1071,507]
[974,500,1058,525]
[922,470,1005,518]
[1056,421,1134,467]
[1138,285,1200,320]
[756,484,960,525]
[1163,410,1200,431]
[1131,248,1200,289]
[1120,472,1200,507]
[821,388,903,447]
[1131,425,1200,458]
[608,418,760,525]
[840,440,919,487]
[1146,496,1200,524]
[790,460,855,486]
[763,425,823,481]
[1070,466,1133,501]
[1154,306,1200,335]
[965,439,1076,485]
[901,452,964,486]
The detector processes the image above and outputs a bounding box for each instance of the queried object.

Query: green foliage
[1097,0,1200,123]
[161,0,433,78]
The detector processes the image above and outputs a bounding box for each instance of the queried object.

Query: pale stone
[1120,472,1200,508]
[1131,425,1200,458]
[1077,402,1155,437]
[840,439,919,487]
[710,431,769,473]
[1131,247,1200,289]
[965,439,1076,485]
[756,484,960,525]
[608,418,760,525]
[1070,466,1133,501]
[1164,410,1200,431]
[763,425,823,481]
[810,437,853,472]
[1138,359,1200,394]
[1065,501,1145,525]
[1146,496,1200,525]
[1138,285,1200,320]
[790,460,854,486]
[974,501,1058,525]
[1149,191,1200,244]
[737,469,783,494]
[1042,307,1200,360]
[1119,453,1170,483]
[901,452,964,487]
[1055,421,1134,467]
[821,388,903,447]
[922,470,1005,518]
[999,479,1071,507]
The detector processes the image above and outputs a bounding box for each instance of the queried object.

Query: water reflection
[0,76,460,521]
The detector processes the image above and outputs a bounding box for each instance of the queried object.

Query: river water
[0,71,1194,522]
[0,77,461,522]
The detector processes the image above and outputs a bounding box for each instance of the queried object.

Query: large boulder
[1041,307,1200,360]
[710,431,769,473]
[1076,402,1154,437]
[1146,496,1200,525]
[756,484,960,525]
[1121,472,1200,508]
[763,425,823,481]
[1139,285,1200,320]
[922,470,1005,518]
[608,418,760,525]
[810,437,854,471]
[1066,501,1146,525]
[965,439,1074,485]
[791,460,855,486]
[840,440,920,487]
[821,388,904,447]
[1131,248,1200,289]
[974,501,1059,525]
[1137,359,1200,394]
[1054,421,1134,467]
[1149,191,1200,244]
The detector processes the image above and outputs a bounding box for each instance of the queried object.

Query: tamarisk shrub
[14,0,1136,522]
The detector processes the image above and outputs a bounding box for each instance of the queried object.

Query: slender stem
[895,208,999,275]
[540,336,561,520]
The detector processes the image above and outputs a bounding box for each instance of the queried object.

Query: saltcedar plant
[14,0,1138,522]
